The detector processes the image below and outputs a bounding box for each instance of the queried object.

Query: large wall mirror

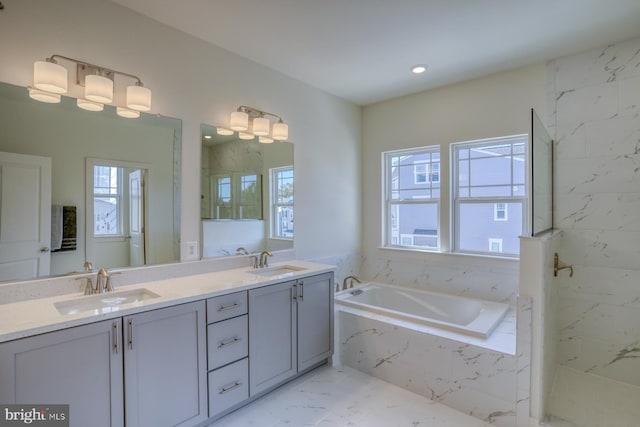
[0,82,181,283]
[201,124,294,257]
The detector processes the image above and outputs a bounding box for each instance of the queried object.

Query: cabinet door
[0,320,124,427]
[124,301,207,427]
[248,280,297,396]
[297,272,334,371]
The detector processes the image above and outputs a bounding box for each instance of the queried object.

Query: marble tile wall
[550,36,640,386]
[338,302,531,427]
[359,250,519,304]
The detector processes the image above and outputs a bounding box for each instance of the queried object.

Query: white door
[0,152,51,281]
[128,169,145,266]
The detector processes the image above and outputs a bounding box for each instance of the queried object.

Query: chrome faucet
[96,268,115,293]
[236,247,249,255]
[259,251,273,268]
[342,275,361,291]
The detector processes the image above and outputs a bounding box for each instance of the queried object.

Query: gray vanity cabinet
[0,300,207,427]
[296,272,334,371]
[0,319,125,427]
[124,300,207,427]
[248,272,333,396]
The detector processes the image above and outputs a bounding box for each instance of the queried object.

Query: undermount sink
[54,288,160,316]
[249,265,307,277]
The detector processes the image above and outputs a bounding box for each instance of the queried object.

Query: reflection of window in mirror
[271,166,294,239]
[93,165,122,236]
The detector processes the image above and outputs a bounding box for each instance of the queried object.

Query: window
[384,146,440,249]
[271,166,294,239]
[93,165,122,236]
[494,203,508,221]
[453,135,527,256]
[488,238,503,253]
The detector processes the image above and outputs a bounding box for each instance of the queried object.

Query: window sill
[378,246,519,262]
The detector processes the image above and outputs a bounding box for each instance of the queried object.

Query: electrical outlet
[181,241,199,261]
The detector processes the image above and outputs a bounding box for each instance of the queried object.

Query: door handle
[112,322,119,354]
[127,319,133,349]
[39,247,50,253]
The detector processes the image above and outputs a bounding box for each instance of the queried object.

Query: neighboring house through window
[384,146,440,249]
[93,165,122,236]
[381,134,527,257]
[271,166,294,239]
[452,135,527,256]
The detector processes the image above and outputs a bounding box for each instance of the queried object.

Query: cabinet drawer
[207,291,247,323]
[208,358,249,417]
[208,315,248,370]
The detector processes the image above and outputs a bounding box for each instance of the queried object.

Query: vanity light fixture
[411,64,428,74]
[228,106,289,142]
[216,127,234,136]
[29,54,152,118]
[77,98,104,112]
[27,87,61,103]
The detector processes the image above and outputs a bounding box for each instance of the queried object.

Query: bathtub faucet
[342,275,361,291]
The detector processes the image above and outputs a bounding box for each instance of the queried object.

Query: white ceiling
[112,0,640,106]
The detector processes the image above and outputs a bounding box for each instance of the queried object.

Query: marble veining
[208,365,492,427]
[548,34,640,424]
[337,298,530,427]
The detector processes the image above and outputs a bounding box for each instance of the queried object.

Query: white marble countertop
[0,260,334,343]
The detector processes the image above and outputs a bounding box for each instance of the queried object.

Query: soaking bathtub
[335,282,509,338]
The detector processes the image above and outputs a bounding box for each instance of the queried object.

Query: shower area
[525,36,640,426]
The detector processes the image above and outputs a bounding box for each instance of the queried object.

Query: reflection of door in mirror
[128,169,145,266]
[0,152,52,281]
[86,159,148,269]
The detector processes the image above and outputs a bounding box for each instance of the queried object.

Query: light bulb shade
[252,117,270,136]
[77,98,104,111]
[85,74,113,103]
[33,61,68,94]
[126,85,151,112]
[258,136,274,144]
[117,107,140,118]
[238,132,254,140]
[28,87,61,103]
[230,111,249,131]
[272,122,289,140]
[217,127,234,136]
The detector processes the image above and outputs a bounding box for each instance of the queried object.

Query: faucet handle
[75,276,95,295]
[105,271,121,292]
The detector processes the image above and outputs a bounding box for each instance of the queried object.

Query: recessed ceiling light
[411,64,428,74]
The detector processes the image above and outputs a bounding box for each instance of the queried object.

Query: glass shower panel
[531,109,553,235]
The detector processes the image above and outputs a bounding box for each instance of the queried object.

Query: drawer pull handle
[219,381,242,395]
[218,303,240,312]
[218,337,241,348]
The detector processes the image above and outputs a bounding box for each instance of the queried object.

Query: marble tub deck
[206,364,491,427]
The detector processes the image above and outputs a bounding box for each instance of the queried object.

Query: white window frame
[488,238,503,253]
[92,165,123,238]
[270,166,294,240]
[451,135,527,257]
[383,146,440,251]
[494,202,508,221]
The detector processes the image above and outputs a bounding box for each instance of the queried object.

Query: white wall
[550,36,640,387]
[0,0,361,264]
[360,64,547,301]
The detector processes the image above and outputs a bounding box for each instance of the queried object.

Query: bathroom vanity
[0,261,334,427]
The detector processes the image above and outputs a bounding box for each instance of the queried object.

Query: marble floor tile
[208,365,491,427]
